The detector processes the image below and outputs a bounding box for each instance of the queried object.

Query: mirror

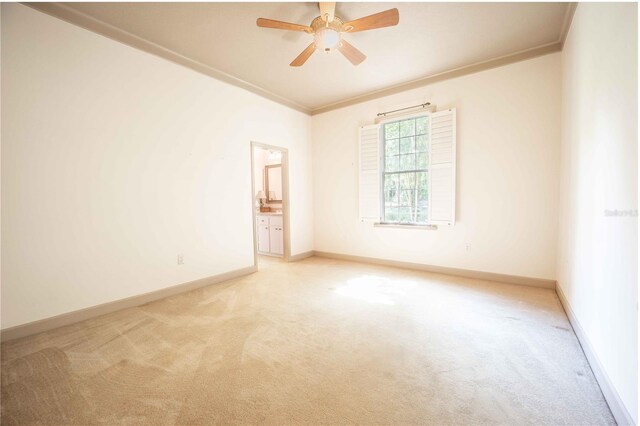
[265,164,282,203]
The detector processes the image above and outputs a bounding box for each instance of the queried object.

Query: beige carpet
[1,256,614,425]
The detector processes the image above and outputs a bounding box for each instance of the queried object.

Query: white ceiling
[55,2,571,111]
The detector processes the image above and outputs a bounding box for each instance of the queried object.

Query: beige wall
[312,53,561,280]
[558,3,638,423]
[1,4,314,329]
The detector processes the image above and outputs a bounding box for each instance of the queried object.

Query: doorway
[250,142,291,269]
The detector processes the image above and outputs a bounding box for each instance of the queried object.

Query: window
[381,115,429,224]
[358,108,455,227]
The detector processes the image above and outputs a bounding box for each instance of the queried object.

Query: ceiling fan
[256,3,399,67]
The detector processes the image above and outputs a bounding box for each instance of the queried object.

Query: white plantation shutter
[359,124,381,221]
[428,108,456,226]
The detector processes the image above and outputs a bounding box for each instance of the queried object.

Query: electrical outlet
[177,254,184,265]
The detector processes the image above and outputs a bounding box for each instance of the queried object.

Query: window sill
[374,222,438,230]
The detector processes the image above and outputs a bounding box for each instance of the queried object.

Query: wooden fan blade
[319,2,336,22]
[290,43,317,67]
[338,39,366,65]
[256,18,312,32]
[343,8,399,33]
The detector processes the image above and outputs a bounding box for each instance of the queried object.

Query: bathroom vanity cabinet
[256,213,283,257]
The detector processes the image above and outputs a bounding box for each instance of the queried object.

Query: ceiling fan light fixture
[314,26,341,51]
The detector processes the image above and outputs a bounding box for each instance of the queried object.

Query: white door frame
[250,141,291,268]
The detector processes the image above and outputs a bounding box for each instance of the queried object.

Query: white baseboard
[556,285,636,426]
[288,250,315,262]
[0,265,257,342]
[313,251,556,289]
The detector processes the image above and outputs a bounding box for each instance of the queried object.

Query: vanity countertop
[256,211,282,216]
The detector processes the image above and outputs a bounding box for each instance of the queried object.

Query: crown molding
[23,2,312,115]
[24,2,576,117]
[310,41,562,115]
[559,3,578,48]
[310,2,576,115]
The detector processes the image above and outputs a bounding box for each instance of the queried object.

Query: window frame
[378,111,431,226]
